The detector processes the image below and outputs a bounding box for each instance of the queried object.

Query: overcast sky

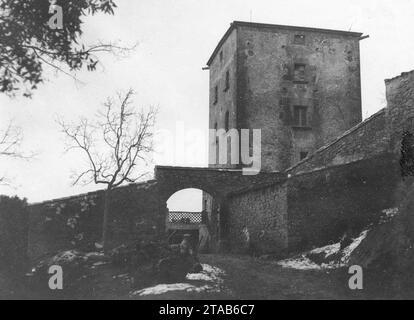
[1,0,413,210]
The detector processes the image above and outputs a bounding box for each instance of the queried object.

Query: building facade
[207,21,364,171]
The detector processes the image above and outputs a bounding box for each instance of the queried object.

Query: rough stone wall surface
[226,182,287,255]
[209,28,239,168]
[27,181,160,260]
[287,108,389,175]
[155,165,284,203]
[156,165,285,251]
[236,25,362,171]
[287,154,400,252]
[385,70,414,153]
[222,69,413,254]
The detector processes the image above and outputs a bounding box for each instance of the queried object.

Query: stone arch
[159,183,224,205]
[154,165,285,251]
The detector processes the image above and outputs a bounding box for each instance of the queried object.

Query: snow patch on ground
[341,230,368,264]
[85,252,104,258]
[277,256,328,270]
[277,229,369,270]
[51,250,83,263]
[130,264,225,297]
[311,243,341,258]
[186,264,225,282]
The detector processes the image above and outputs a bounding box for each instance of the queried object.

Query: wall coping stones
[28,179,158,207]
[286,108,387,174]
[385,69,414,83]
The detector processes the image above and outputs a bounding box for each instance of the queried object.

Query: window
[280,95,291,124]
[294,34,306,45]
[213,85,218,104]
[224,111,230,131]
[219,50,223,62]
[224,70,230,91]
[293,105,308,127]
[300,151,309,160]
[294,63,306,82]
[214,122,219,145]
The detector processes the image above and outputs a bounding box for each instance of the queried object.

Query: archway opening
[165,188,218,252]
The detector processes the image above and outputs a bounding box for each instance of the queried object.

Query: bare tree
[58,89,156,252]
[0,121,25,185]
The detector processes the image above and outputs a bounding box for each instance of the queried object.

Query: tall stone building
[207,21,364,171]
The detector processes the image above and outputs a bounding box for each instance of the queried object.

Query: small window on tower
[219,50,223,62]
[300,151,309,160]
[213,85,218,104]
[225,111,230,131]
[294,63,306,82]
[294,34,306,45]
[293,105,308,127]
[224,70,230,91]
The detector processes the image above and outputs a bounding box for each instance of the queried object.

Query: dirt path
[3,253,375,299]
[201,254,355,300]
[130,254,367,300]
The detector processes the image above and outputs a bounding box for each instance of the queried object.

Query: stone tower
[207,21,364,172]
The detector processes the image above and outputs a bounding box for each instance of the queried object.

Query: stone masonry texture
[208,22,362,172]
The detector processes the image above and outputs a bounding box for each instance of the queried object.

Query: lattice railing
[168,211,202,224]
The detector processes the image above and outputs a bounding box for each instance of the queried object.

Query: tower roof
[206,21,364,66]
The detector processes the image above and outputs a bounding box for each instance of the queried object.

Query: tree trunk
[102,187,112,254]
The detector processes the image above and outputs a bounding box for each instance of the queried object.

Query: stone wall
[0,196,28,273]
[223,70,413,254]
[28,180,160,260]
[27,166,284,259]
[155,165,284,203]
[226,182,287,255]
[385,70,414,153]
[225,153,399,255]
[286,153,400,251]
[287,108,389,175]
[236,23,362,171]
[208,27,239,169]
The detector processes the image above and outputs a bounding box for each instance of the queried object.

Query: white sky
[1,0,414,208]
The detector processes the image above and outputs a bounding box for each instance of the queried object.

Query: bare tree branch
[57,89,156,187]
[0,120,35,185]
[57,89,156,251]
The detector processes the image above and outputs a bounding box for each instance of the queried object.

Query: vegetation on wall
[0,195,28,273]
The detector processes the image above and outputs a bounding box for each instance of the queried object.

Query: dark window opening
[214,122,219,154]
[294,63,306,82]
[224,70,230,91]
[293,105,308,127]
[219,50,223,62]
[224,111,230,131]
[280,96,291,124]
[213,85,218,104]
[300,151,309,160]
[294,34,306,45]
[282,64,290,80]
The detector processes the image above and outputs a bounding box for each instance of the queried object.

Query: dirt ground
[1,253,396,300]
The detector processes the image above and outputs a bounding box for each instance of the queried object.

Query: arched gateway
[154,166,283,251]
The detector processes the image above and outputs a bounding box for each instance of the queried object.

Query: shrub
[0,195,28,273]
